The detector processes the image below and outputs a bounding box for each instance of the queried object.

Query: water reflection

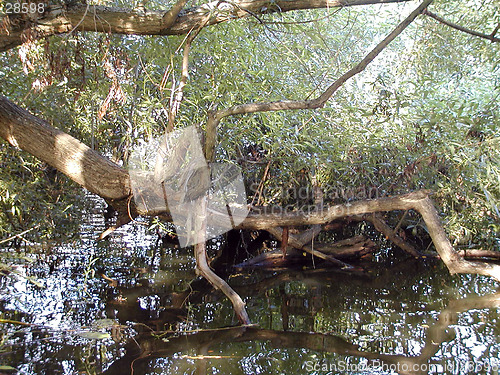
[0,215,499,374]
[102,267,500,375]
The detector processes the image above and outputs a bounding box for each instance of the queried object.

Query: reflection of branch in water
[102,326,413,375]
[104,291,500,375]
[439,291,500,326]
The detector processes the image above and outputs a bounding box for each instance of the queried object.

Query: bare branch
[267,227,353,268]
[360,213,422,257]
[0,0,413,53]
[204,0,434,160]
[231,190,500,281]
[162,0,189,30]
[423,9,500,43]
[167,19,208,131]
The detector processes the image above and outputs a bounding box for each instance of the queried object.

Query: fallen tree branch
[412,196,500,281]
[361,213,422,257]
[313,236,376,258]
[234,190,433,228]
[267,227,353,268]
[223,190,500,281]
[236,235,375,268]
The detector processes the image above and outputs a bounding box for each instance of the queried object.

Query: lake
[1,203,499,375]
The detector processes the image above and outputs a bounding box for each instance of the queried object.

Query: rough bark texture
[0,0,412,52]
[0,96,131,200]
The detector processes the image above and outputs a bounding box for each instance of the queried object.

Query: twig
[250,159,271,206]
[167,28,194,131]
[423,9,500,43]
[393,210,408,235]
[0,224,40,245]
[65,3,90,37]
[0,318,32,326]
[167,16,210,131]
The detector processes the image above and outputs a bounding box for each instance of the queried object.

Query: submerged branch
[194,196,251,324]
[0,99,497,284]
[230,190,500,281]
[267,227,353,268]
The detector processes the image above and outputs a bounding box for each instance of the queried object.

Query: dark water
[1,207,500,374]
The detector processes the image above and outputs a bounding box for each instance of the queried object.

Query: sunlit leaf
[77,331,111,340]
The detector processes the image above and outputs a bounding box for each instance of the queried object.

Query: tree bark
[0,0,412,52]
[0,96,131,201]
[194,195,251,324]
[233,191,500,281]
[1,0,498,327]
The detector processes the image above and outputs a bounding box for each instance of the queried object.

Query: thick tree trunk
[0,96,131,201]
[0,0,412,53]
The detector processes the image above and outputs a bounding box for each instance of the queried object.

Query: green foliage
[0,144,85,243]
[0,0,498,248]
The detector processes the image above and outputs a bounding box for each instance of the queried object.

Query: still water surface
[1,207,499,374]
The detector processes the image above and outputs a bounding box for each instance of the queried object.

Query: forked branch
[233,190,500,281]
[204,0,434,160]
